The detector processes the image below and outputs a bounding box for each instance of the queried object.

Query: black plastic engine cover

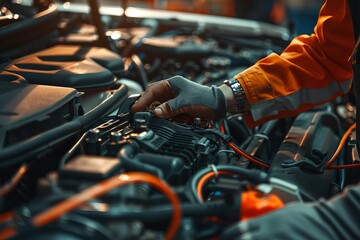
[269,111,340,200]
[4,45,123,90]
[0,81,83,166]
[0,81,80,150]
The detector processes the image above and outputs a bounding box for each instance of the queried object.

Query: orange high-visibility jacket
[235,0,355,127]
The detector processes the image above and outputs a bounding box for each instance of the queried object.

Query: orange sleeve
[234,0,355,127]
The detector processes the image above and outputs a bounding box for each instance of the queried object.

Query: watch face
[224,78,237,86]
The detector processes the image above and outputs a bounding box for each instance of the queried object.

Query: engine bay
[0,1,358,239]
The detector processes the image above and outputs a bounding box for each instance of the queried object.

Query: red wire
[220,121,270,168]
[219,120,226,133]
[328,163,360,170]
[227,142,270,168]
[221,120,360,170]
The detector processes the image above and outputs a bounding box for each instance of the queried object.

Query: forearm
[233,0,354,127]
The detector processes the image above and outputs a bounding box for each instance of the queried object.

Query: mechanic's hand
[131,75,227,120]
[221,184,360,240]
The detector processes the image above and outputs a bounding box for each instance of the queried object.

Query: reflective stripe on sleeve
[250,78,352,121]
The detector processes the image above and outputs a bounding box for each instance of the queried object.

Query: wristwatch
[223,78,248,113]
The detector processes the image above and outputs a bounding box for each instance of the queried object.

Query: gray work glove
[131,75,227,120]
[221,185,360,240]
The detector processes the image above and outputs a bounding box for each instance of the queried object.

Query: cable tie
[210,164,219,178]
[254,133,269,141]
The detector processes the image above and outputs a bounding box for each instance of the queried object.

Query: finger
[131,80,174,112]
[154,97,195,118]
[155,103,218,120]
[147,101,162,112]
[154,102,177,118]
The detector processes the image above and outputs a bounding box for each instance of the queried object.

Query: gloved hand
[221,185,360,240]
[131,75,227,120]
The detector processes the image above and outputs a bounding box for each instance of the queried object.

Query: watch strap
[223,78,248,113]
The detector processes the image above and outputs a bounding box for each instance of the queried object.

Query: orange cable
[0,172,181,240]
[326,122,356,168]
[0,228,16,240]
[228,142,270,168]
[219,121,226,133]
[32,172,181,240]
[219,121,270,168]
[196,171,233,202]
[0,211,13,224]
[222,120,360,170]
[0,164,27,197]
[0,211,15,239]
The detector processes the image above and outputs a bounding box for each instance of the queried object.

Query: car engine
[0,1,358,239]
